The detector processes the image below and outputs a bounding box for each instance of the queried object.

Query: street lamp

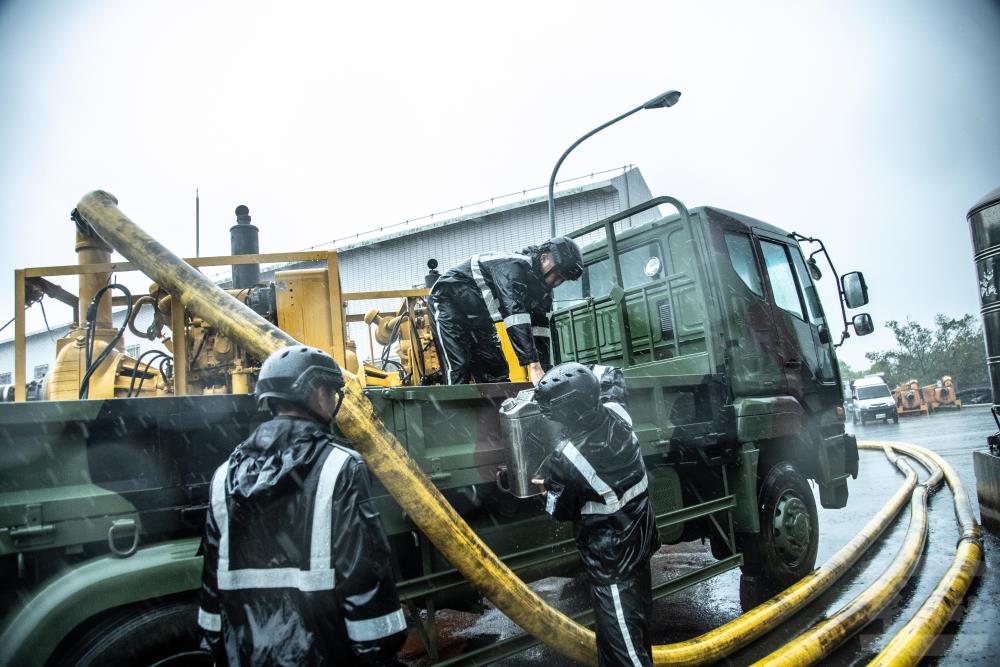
[547,89,681,237]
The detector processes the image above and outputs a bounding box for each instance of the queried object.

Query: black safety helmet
[534,362,601,425]
[255,345,345,414]
[542,237,584,281]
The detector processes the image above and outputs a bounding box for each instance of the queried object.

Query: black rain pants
[428,283,509,384]
[589,563,654,667]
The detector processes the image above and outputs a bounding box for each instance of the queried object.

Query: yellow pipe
[866,441,983,667]
[751,458,930,667]
[337,373,597,663]
[868,541,981,667]
[74,192,599,665]
[876,441,980,543]
[75,191,299,361]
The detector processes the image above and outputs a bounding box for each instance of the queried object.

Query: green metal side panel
[731,444,760,532]
[0,537,203,667]
[734,396,803,442]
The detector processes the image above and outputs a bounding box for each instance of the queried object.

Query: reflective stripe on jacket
[433,253,550,365]
[543,404,660,585]
[199,416,406,666]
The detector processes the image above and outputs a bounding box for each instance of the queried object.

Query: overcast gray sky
[1,0,998,369]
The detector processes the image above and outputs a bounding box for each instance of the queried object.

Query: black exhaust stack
[230,204,260,289]
[969,185,1000,531]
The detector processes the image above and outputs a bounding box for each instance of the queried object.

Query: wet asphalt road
[402,406,999,665]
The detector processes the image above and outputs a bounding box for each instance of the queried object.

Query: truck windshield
[857,385,891,400]
[553,241,663,308]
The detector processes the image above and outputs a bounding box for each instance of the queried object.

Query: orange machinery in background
[923,375,963,412]
[894,379,930,417]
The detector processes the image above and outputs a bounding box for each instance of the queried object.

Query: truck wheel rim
[773,492,811,565]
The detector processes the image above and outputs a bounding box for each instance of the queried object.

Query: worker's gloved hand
[528,362,545,385]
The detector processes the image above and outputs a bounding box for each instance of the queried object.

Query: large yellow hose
[750,444,940,666]
[866,442,983,667]
[75,191,600,665]
[336,374,598,664]
[651,445,917,665]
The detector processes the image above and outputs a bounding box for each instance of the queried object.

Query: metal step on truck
[0,192,873,666]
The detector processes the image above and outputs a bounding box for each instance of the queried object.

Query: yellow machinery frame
[9,251,441,401]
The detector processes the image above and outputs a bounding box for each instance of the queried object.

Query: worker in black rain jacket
[198,345,406,666]
[428,236,583,385]
[532,362,659,667]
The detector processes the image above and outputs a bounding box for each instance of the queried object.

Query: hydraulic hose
[750,444,940,666]
[73,191,599,665]
[651,446,918,665]
[866,441,983,667]
[336,372,597,663]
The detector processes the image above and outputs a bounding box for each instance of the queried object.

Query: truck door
[710,222,783,396]
[787,245,838,386]
[756,235,827,402]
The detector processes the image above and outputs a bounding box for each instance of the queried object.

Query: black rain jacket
[198,416,406,666]
[434,252,550,365]
[543,404,659,585]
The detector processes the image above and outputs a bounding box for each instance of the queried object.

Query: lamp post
[547,90,681,237]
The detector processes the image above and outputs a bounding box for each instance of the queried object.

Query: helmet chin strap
[330,390,345,420]
[302,388,345,427]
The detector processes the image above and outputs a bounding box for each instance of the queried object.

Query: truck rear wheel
[739,462,819,589]
[55,599,211,667]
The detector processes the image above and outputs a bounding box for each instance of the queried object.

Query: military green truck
[0,195,872,666]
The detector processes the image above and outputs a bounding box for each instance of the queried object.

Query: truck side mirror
[808,257,823,281]
[852,313,874,336]
[841,271,869,308]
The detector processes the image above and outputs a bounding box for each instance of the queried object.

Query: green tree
[864,314,988,389]
[838,359,866,381]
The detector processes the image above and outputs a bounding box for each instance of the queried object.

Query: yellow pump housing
[894,379,930,417]
[923,375,962,411]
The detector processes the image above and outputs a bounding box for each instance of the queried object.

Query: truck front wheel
[55,598,211,667]
[739,462,819,589]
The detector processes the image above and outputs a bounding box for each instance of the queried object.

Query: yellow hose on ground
[866,442,984,667]
[750,444,939,667]
[651,446,917,665]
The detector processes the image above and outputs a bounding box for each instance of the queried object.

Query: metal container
[969,186,1000,407]
[498,389,562,497]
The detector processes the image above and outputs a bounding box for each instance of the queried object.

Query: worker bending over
[198,346,406,666]
[533,362,659,667]
[428,236,583,385]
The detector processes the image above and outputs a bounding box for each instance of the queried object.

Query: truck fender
[0,537,202,667]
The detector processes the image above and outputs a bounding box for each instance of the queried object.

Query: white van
[850,375,898,424]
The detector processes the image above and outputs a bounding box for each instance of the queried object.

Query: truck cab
[550,197,871,583]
